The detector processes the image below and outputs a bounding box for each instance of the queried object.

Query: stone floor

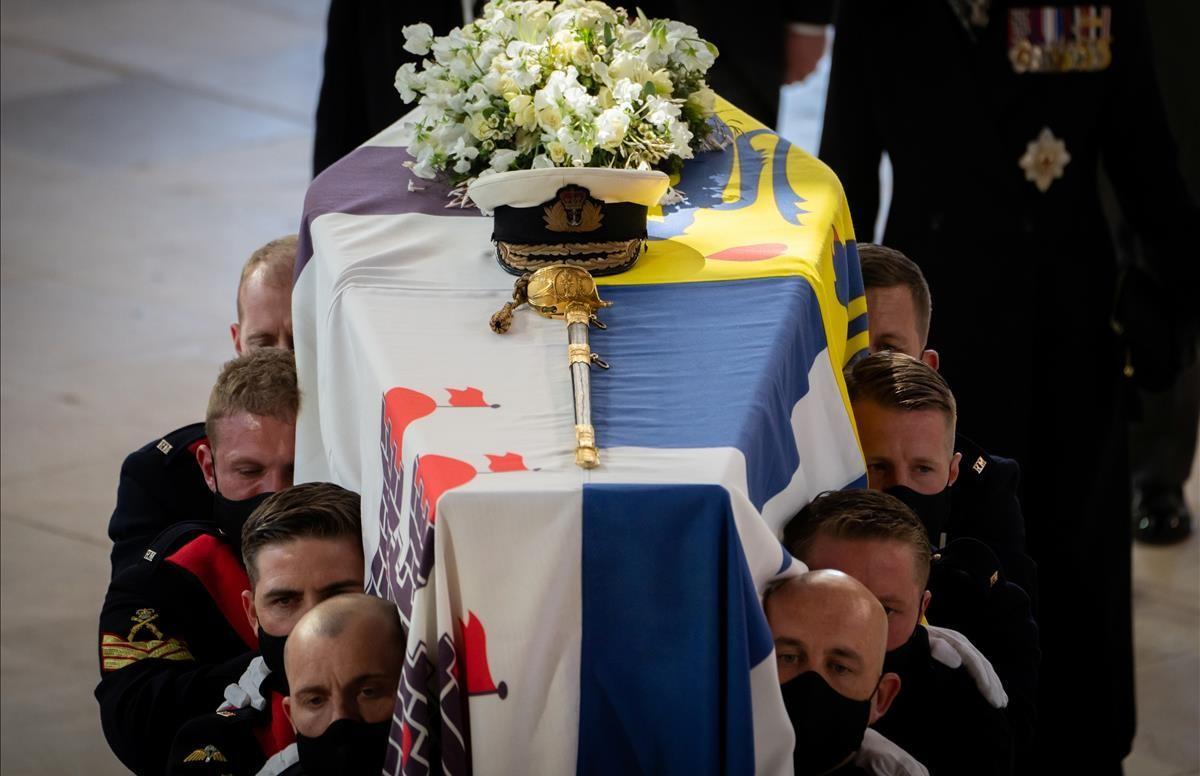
[1,4,1196,774]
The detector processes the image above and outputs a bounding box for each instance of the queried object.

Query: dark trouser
[1130,355,1200,501]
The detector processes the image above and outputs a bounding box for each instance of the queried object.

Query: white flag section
[293,116,867,775]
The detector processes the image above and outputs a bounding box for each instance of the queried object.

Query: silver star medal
[1019,127,1070,193]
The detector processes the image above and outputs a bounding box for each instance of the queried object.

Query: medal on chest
[1019,127,1071,192]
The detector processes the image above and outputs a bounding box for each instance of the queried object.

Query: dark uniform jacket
[313,0,468,176]
[166,661,294,776]
[820,2,1197,767]
[96,520,256,775]
[949,434,1037,607]
[108,423,213,579]
[632,1,835,126]
[874,626,1013,776]
[927,538,1040,770]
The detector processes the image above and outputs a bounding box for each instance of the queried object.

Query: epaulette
[954,433,993,481]
[144,422,207,468]
[932,537,1007,594]
[137,519,222,569]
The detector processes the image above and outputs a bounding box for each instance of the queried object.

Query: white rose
[508,94,538,131]
[686,86,716,118]
[595,107,630,149]
[466,113,494,141]
[536,103,563,131]
[609,50,649,83]
[531,153,555,168]
[402,23,434,56]
[648,69,673,96]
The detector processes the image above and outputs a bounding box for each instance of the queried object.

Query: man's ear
[282,696,297,732]
[947,451,962,488]
[921,348,939,371]
[242,589,259,634]
[197,443,218,493]
[231,322,243,355]
[869,672,902,725]
[918,589,932,621]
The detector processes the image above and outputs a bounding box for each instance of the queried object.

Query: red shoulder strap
[165,534,257,649]
[253,691,296,756]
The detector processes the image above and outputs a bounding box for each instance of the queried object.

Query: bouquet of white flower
[394,0,719,188]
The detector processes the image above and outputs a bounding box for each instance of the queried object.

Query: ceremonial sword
[490,264,610,468]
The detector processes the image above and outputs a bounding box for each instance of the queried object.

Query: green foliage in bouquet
[395,0,720,185]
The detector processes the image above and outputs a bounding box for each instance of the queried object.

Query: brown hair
[205,348,300,448]
[783,489,931,590]
[844,351,956,443]
[241,482,361,584]
[237,235,297,320]
[858,243,932,344]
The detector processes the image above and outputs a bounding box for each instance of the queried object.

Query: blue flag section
[591,276,832,511]
[579,484,774,776]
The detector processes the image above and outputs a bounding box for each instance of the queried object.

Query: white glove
[925,625,1008,709]
[218,655,270,712]
[856,728,930,776]
[254,742,299,776]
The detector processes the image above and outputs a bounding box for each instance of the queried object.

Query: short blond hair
[237,235,297,320]
[205,348,300,448]
[844,351,957,441]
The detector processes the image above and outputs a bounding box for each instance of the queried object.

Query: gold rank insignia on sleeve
[129,607,164,640]
[100,608,195,672]
[156,439,173,454]
[973,456,988,474]
[183,745,228,763]
[101,633,194,672]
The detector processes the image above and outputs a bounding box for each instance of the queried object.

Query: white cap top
[467,167,670,213]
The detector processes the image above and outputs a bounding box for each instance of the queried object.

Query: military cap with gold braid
[469,167,670,276]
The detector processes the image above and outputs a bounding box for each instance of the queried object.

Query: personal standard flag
[292,98,867,776]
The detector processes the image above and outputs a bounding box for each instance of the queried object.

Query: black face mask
[256,626,290,695]
[781,671,874,776]
[211,489,272,560]
[883,624,928,678]
[296,717,392,776]
[884,484,952,547]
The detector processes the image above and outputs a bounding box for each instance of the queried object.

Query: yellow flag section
[597,97,868,425]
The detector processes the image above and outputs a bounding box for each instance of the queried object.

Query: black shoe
[1133,487,1193,545]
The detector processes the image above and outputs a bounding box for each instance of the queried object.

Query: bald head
[287,594,403,660]
[283,594,405,738]
[765,570,890,700]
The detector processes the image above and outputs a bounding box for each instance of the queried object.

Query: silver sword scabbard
[565,303,609,468]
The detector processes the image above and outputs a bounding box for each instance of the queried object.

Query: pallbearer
[471,168,669,467]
